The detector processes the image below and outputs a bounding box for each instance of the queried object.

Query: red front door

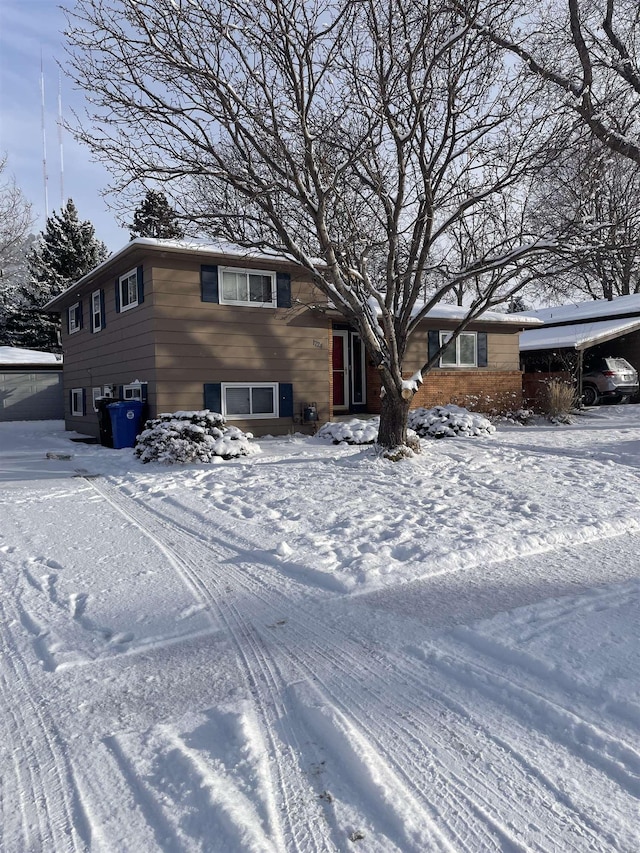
[332,332,348,407]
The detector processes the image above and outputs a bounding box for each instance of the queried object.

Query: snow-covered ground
[1,408,639,852]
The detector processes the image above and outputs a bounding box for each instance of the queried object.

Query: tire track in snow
[0,592,92,852]
[430,631,640,797]
[82,476,333,853]
[86,477,626,851]
[125,485,629,850]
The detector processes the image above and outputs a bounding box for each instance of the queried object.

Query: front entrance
[332,329,367,412]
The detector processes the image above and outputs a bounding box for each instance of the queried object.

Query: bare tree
[65,0,569,448]
[456,0,640,164]
[530,138,640,302]
[0,157,33,278]
[0,158,34,343]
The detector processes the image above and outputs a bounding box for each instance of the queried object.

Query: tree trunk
[377,389,411,448]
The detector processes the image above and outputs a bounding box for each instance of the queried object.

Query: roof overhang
[43,238,308,312]
[520,317,640,352]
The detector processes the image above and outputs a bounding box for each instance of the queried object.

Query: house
[44,238,541,440]
[519,294,640,402]
[0,347,64,422]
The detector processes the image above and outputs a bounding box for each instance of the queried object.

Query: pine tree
[4,199,108,351]
[129,190,184,240]
[507,295,529,314]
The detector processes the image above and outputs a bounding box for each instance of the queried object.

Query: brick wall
[366,364,524,413]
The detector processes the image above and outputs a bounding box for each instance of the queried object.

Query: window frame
[71,388,84,416]
[119,268,139,312]
[122,383,143,401]
[92,387,103,411]
[91,290,103,332]
[221,382,279,419]
[218,266,277,308]
[439,331,477,368]
[68,302,81,334]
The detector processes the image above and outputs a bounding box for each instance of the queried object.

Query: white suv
[582,357,639,406]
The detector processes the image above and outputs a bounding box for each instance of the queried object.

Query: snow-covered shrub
[491,408,535,426]
[408,404,496,438]
[134,410,260,463]
[317,418,379,444]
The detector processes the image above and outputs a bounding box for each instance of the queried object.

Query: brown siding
[150,258,331,435]
[59,258,156,436]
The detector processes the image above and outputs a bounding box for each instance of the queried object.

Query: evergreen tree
[507,295,529,314]
[129,190,184,240]
[5,199,108,351]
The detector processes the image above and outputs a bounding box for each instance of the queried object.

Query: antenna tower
[58,71,64,209]
[40,51,49,218]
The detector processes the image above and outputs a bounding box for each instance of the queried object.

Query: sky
[0,0,129,252]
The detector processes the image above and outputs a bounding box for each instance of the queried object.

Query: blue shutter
[115,277,121,312]
[82,388,87,416]
[77,300,83,330]
[118,385,124,400]
[136,266,144,304]
[204,383,222,414]
[201,265,219,303]
[279,383,293,417]
[477,332,488,367]
[66,307,70,334]
[140,383,148,402]
[276,272,291,308]
[428,330,440,364]
[100,289,106,329]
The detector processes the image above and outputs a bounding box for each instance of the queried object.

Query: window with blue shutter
[117,267,142,312]
[136,266,144,304]
[201,266,220,303]
[279,383,294,417]
[477,332,488,367]
[204,383,222,413]
[276,272,291,308]
[435,330,481,367]
[428,330,439,363]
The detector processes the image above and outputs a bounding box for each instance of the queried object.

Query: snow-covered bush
[491,408,535,426]
[134,410,260,463]
[408,404,496,438]
[317,418,379,444]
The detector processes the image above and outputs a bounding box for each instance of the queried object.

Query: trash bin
[95,397,116,447]
[107,400,144,449]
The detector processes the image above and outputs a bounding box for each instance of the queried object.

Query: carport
[520,317,640,404]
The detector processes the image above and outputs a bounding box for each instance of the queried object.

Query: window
[71,388,85,416]
[119,268,139,311]
[91,290,103,332]
[68,302,82,334]
[439,331,477,367]
[219,267,276,307]
[123,383,144,401]
[92,387,103,411]
[222,382,278,419]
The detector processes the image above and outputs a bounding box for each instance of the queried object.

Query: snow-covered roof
[0,346,63,365]
[414,303,542,326]
[526,293,640,325]
[44,237,303,310]
[520,317,640,352]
